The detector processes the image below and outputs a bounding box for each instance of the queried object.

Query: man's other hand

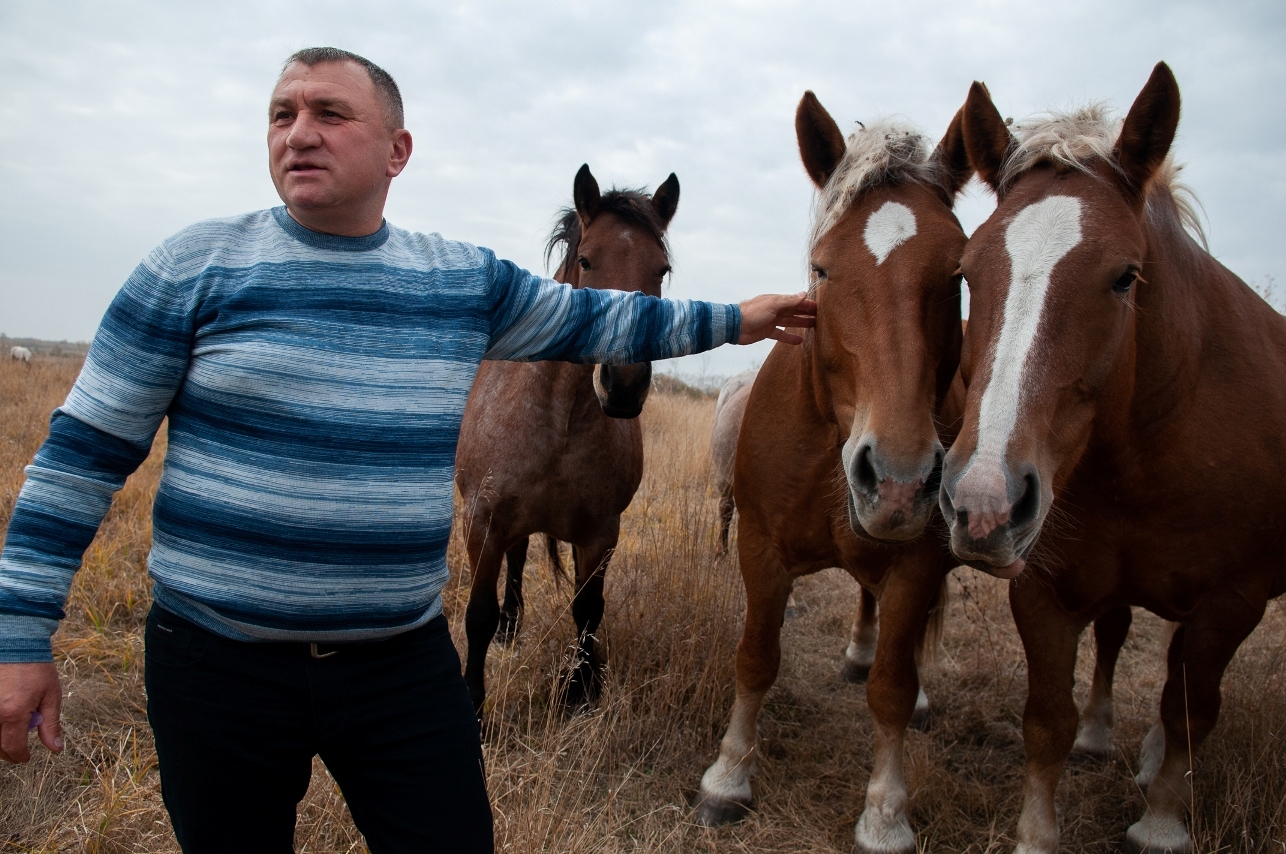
[0,662,63,763]
[737,292,817,346]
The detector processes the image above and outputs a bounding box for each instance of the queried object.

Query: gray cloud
[2,0,1282,377]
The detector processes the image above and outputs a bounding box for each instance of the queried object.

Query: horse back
[456,360,643,543]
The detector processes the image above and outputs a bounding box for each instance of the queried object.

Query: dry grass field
[1,354,1283,852]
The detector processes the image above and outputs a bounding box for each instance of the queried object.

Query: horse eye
[1113,270,1138,294]
[578,257,591,271]
[811,265,827,280]
[658,266,672,278]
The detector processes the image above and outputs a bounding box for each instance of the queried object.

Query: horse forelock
[1002,103,1207,248]
[545,189,672,280]
[807,119,942,260]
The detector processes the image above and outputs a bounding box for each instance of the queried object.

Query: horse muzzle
[843,439,944,543]
[594,362,652,419]
[939,456,1044,579]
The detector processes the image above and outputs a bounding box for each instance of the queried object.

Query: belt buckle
[310,642,339,659]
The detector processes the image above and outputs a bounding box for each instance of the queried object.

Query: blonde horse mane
[808,119,944,254]
[1001,102,1207,248]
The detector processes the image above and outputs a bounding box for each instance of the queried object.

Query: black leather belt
[310,642,341,659]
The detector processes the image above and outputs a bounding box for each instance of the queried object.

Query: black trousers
[144,605,493,854]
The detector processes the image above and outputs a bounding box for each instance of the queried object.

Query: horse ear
[795,91,847,189]
[1113,62,1181,202]
[652,173,680,225]
[962,81,1012,192]
[931,106,973,204]
[574,163,601,223]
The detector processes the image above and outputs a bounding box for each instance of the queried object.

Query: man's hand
[737,292,818,346]
[0,662,63,764]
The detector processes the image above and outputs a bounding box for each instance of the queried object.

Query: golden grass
[0,355,1283,852]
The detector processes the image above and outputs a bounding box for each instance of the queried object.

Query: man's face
[268,61,408,224]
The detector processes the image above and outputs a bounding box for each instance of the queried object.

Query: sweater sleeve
[481,251,741,363]
[0,240,196,662]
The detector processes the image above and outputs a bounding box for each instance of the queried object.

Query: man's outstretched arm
[483,253,816,363]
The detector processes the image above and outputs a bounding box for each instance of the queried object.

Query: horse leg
[694,547,792,826]
[842,584,879,684]
[1125,601,1263,854]
[1073,604,1132,756]
[1009,579,1084,854]
[495,537,529,646]
[564,523,618,708]
[1135,620,1179,788]
[854,555,943,854]
[463,530,508,718]
[716,483,735,557]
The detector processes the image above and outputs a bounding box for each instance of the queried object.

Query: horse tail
[915,574,950,667]
[544,534,569,587]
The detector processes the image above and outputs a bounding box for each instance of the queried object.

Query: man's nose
[285,114,323,149]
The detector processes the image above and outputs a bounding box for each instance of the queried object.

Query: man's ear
[1113,62,1181,203]
[962,81,1012,193]
[652,173,680,225]
[574,164,601,225]
[796,91,847,189]
[386,129,413,178]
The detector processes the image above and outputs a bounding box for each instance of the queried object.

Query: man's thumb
[37,687,62,753]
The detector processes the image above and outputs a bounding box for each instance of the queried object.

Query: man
[0,48,815,852]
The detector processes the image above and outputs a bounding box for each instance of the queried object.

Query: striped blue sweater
[0,207,740,662]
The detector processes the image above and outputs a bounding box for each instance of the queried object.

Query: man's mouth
[287,163,325,173]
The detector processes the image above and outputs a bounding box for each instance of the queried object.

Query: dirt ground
[1,355,1283,852]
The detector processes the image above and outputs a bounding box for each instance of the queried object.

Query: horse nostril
[597,364,613,393]
[854,444,879,497]
[1011,472,1040,530]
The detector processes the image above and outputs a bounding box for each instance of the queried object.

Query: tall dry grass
[0,354,1283,852]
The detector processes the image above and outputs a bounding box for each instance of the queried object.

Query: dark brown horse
[693,92,973,853]
[942,63,1286,852]
[455,164,678,715]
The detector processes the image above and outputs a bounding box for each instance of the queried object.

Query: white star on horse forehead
[863,201,918,266]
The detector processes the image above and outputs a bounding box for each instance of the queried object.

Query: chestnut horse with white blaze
[942,63,1286,853]
[693,92,973,854]
[456,165,677,715]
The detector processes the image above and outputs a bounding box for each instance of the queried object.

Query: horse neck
[787,330,844,429]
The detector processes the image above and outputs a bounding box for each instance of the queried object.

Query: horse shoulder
[734,353,840,566]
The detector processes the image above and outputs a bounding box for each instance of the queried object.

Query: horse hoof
[560,662,602,710]
[691,792,751,826]
[1125,813,1193,854]
[1069,740,1118,760]
[855,840,914,854]
[493,616,520,646]
[1125,836,1193,854]
[854,810,915,854]
[841,660,872,683]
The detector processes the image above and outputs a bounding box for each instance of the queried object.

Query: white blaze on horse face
[863,201,917,266]
[966,196,1083,486]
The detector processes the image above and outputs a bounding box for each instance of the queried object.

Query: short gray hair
[282,47,404,131]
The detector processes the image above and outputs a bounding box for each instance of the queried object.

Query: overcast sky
[2,0,1283,377]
